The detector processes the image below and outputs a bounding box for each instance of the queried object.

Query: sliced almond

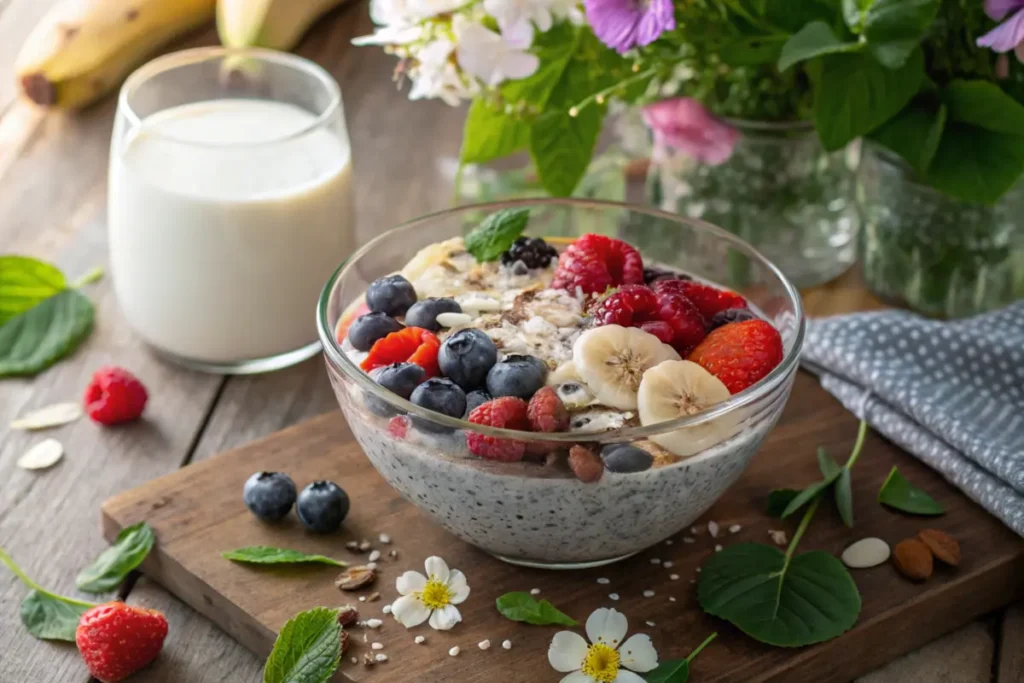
[17,439,64,470]
[10,403,82,430]
[335,566,377,591]
[918,529,961,566]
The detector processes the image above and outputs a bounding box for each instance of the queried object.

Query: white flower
[483,0,551,35]
[548,607,658,683]
[351,24,423,46]
[454,16,539,86]
[407,38,474,106]
[390,556,470,630]
[407,0,466,19]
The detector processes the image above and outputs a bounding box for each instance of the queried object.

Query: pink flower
[642,98,741,166]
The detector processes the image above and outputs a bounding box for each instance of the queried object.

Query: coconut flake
[10,403,82,431]
[17,439,64,470]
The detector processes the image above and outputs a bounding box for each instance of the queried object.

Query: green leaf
[778,22,861,72]
[698,543,861,647]
[923,122,1024,204]
[869,99,947,172]
[816,447,842,480]
[767,489,800,517]
[781,479,832,518]
[263,607,341,683]
[878,466,945,515]
[942,80,1024,136]
[20,591,92,642]
[0,289,94,378]
[76,522,155,593]
[496,592,577,626]
[503,21,579,106]
[464,208,530,262]
[862,0,940,69]
[815,48,924,150]
[758,0,839,33]
[843,0,872,33]
[460,100,529,165]
[222,546,347,567]
[645,658,689,683]
[721,35,788,66]
[0,256,66,326]
[835,469,854,527]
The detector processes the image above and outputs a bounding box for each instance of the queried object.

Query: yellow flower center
[581,643,620,682]
[419,578,453,610]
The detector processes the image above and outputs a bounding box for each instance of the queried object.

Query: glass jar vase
[858,143,1024,318]
[647,120,859,288]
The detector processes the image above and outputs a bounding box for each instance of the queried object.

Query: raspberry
[527,386,569,433]
[568,445,604,483]
[593,284,659,327]
[657,292,706,355]
[361,327,439,376]
[76,602,168,683]
[639,320,675,344]
[552,234,644,294]
[83,367,148,425]
[387,416,409,439]
[687,319,784,394]
[654,280,746,321]
[466,397,529,461]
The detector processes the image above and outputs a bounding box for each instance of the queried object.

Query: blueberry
[410,378,467,433]
[404,298,461,332]
[600,444,654,473]
[365,362,426,417]
[486,354,548,399]
[347,312,404,351]
[366,275,417,317]
[464,390,492,417]
[708,307,758,331]
[243,472,297,522]
[438,328,497,390]
[296,481,350,533]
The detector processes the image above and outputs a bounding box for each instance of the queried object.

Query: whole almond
[569,445,603,483]
[335,566,377,591]
[893,538,933,581]
[919,529,961,566]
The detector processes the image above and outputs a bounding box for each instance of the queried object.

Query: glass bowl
[317,198,804,569]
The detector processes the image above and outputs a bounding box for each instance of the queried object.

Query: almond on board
[919,529,961,566]
[892,538,933,581]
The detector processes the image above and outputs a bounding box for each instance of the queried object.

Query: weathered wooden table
[0,2,1020,681]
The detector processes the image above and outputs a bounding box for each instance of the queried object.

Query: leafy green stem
[784,495,821,563]
[843,419,869,470]
[0,548,96,608]
[71,266,104,289]
[570,62,670,115]
[685,631,718,663]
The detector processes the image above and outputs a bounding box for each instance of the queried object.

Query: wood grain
[102,373,1024,683]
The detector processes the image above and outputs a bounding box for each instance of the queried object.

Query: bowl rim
[316,197,805,442]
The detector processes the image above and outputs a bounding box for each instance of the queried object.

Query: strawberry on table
[360,327,440,376]
[687,319,783,394]
[552,234,644,294]
[76,602,168,683]
[654,279,746,322]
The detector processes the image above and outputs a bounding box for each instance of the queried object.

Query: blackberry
[708,307,758,331]
[643,267,693,284]
[501,237,558,270]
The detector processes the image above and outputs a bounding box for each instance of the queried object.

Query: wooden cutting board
[101,372,1024,683]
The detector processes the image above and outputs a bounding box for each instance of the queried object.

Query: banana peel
[16,0,216,109]
[217,0,348,51]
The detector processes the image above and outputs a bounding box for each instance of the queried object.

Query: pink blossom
[642,98,741,166]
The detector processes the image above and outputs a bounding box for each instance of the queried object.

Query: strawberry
[83,367,148,425]
[76,602,168,683]
[360,327,440,376]
[654,280,746,322]
[687,319,783,394]
[552,234,644,294]
[466,397,529,461]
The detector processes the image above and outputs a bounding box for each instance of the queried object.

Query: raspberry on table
[552,234,644,294]
[687,319,784,394]
[361,327,440,377]
[83,367,148,425]
[466,397,529,461]
[527,386,569,433]
[654,279,746,321]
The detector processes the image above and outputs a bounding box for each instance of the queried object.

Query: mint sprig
[464,208,530,262]
[878,466,945,515]
[0,547,98,641]
[223,546,348,567]
[644,632,717,682]
[76,521,156,593]
[496,592,577,626]
[263,607,341,683]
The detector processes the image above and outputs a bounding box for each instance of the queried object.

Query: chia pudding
[322,208,796,567]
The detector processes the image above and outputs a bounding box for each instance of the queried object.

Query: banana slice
[573,325,680,410]
[547,360,582,386]
[637,360,734,457]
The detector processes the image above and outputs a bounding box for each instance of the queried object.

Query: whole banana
[217,0,348,51]
[16,0,216,109]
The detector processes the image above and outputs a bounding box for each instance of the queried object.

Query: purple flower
[978,0,1024,62]
[643,98,741,166]
[584,0,675,54]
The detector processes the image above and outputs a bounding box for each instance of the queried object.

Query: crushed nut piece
[359,540,372,552]
[336,566,377,591]
[337,605,360,627]
[768,529,788,546]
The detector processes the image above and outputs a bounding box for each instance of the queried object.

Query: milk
[108,99,354,365]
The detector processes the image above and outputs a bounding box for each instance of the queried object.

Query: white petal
[548,631,589,672]
[424,556,450,583]
[392,594,431,628]
[586,608,629,648]
[613,671,648,683]
[534,8,553,31]
[498,51,540,82]
[396,570,427,596]
[561,673,595,683]
[428,604,462,630]
[446,569,470,604]
[619,633,658,672]
[502,19,534,49]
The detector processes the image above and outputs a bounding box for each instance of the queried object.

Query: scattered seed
[530,588,540,595]
[696,567,701,573]
[375,654,388,663]
[663,561,674,568]
[368,550,381,562]
[665,539,674,546]
[415,636,426,644]
[449,646,461,657]
[367,592,381,602]
[379,533,392,544]
[502,640,512,650]
[478,639,491,650]
[669,597,676,602]
[366,619,383,629]
[715,545,723,552]
[690,526,698,534]
[669,574,680,581]
[383,605,392,615]
[643,590,655,598]
[841,537,891,569]
[346,541,360,551]
[359,540,372,552]
[336,566,376,591]
[372,642,384,650]
[729,524,742,534]
[359,596,366,602]
[708,521,719,538]
[17,439,64,470]
[768,529,788,546]
[10,403,82,430]
[609,593,620,601]
[363,633,368,642]
[388,550,399,559]
[689,579,696,584]
[351,656,358,664]
[597,578,610,585]
[645,621,656,627]
[650,558,661,565]
[362,653,375,666]
[682,537,695,544]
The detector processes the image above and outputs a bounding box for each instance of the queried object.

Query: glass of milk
[108,47,355,374]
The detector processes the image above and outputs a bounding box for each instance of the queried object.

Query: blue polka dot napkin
[802,302,1024,537]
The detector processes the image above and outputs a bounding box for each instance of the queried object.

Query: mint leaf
[923,122,1024,204]
[464,208,530,262]
[862,0,940,68]
[21,591,92,641]
[942,80,1024,136]
[0,289,94,378]
[223,546,347,567]
[778,22,861,72]
[496,592,577,626]
[767,489,800,517]
[698,543,861,647]
[815,48,924,150]
[0,256,66,325]
[835,469,854,527]
[460,100,529,165]
[816,447,842,480]
[263,607,341,683]
[77,522,155,593]
[645,659,689,683]
[869,99,947,172]
[878,466,945,515]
